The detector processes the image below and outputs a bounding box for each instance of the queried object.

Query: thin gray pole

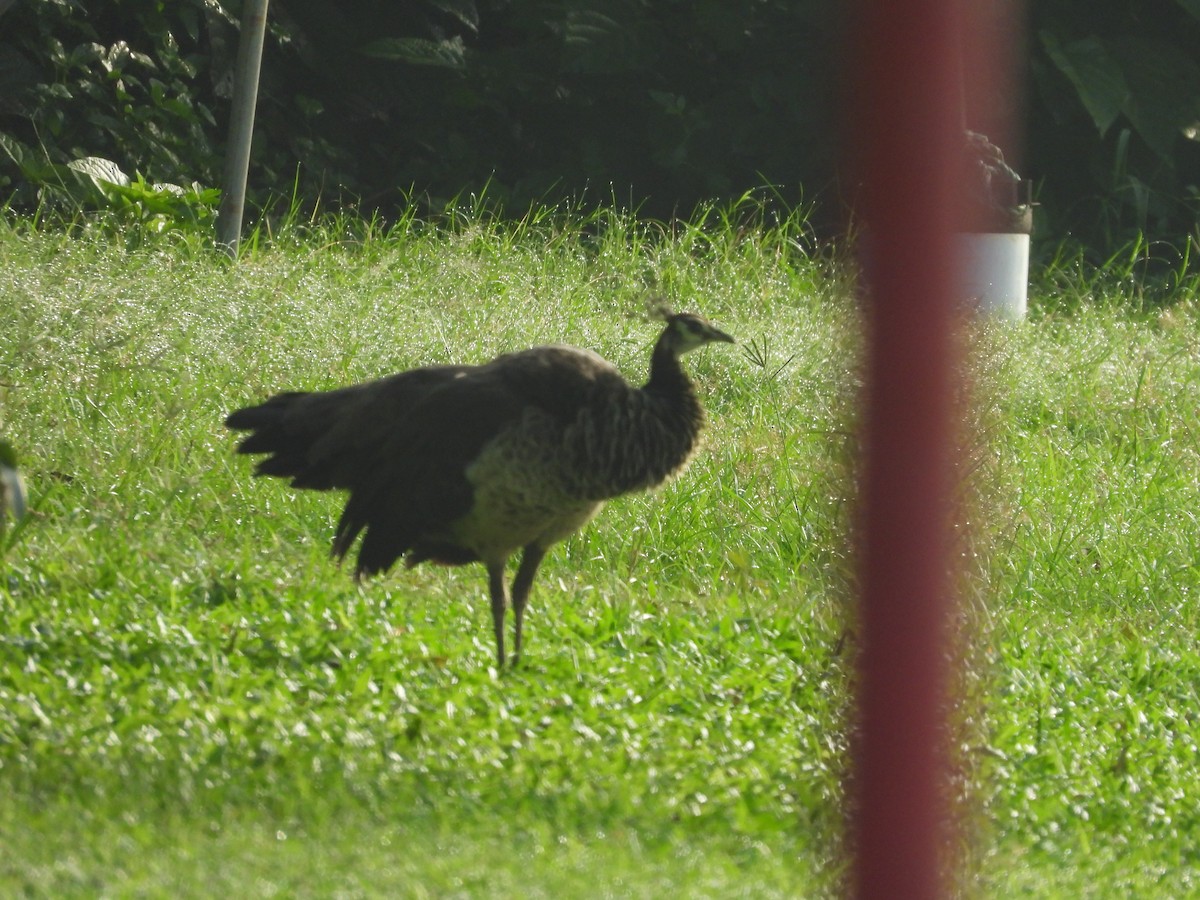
[216,0,271,257]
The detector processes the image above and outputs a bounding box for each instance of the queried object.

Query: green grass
[1,206,1199,896]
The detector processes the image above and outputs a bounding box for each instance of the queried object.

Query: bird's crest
[645,298,676,323]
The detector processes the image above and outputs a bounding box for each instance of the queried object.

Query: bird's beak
[710,326,736,345]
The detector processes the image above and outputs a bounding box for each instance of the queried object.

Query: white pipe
[955,232,1029,319]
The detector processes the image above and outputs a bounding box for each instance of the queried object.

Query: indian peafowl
[225,312,734,665]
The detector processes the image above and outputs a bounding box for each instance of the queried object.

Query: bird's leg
[486,562,508,667]
[510,544,547,665]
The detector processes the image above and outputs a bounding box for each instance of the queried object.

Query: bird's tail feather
[226,391,345,490]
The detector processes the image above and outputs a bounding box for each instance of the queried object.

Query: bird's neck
[645,341,692,401]
[643,341,704,438]
[563,339,707,499]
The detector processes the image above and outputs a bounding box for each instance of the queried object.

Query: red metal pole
[849,0,967,896]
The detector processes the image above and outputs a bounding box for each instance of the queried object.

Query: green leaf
[558,7,646,76]
[0,130,28,168]
[0,132,61,182]
[428,0,479,33]
[67,155,130,188]
[1039,31,1129,136]
[1173,0,1200,22]
[361,36,466,70]
[563,9,621,47]
[1110,36,1200,160]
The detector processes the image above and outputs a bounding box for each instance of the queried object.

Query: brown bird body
[226,312,733,664]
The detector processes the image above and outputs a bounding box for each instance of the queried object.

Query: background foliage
[1029,0,1200,248]
[3,0,1200,250]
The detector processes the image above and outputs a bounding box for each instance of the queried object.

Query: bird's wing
[481,345,633,421]
[347,346,628,481]
[327,364,540,573]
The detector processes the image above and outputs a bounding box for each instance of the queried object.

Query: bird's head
[658,312,736,356]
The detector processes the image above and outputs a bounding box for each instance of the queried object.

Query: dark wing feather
[330,372,530,575]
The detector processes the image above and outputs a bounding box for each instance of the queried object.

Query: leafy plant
[0,0,230,206]
[0,135,217,228]
[6,0,1200,257]
[1029,0,1200,249]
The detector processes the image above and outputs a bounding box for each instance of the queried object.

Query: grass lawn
[1,208,1199,896]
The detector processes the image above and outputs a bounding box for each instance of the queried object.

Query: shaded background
[3,0,1200,255]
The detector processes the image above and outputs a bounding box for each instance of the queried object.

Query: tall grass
[1,204,1199,895]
